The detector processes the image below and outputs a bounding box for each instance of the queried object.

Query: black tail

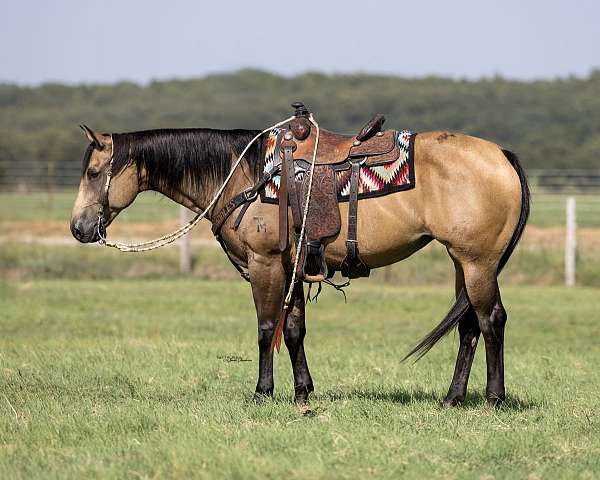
[402,288,471,362]
[497,150,530,273]
[402,149,530,362]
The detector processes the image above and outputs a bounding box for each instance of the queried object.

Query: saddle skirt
[260,129,416,204]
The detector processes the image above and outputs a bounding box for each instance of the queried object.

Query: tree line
[1,69,599,186]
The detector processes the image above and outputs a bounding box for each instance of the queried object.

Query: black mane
[107,128,263,196]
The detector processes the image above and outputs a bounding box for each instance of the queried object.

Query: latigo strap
[340,159,370,279]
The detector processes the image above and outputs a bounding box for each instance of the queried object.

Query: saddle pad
[260,129,416,204]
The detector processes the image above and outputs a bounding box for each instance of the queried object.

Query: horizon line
[2,67,600,88]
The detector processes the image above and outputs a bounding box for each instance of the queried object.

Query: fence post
[565,196,576,287]
[179,206,192,275]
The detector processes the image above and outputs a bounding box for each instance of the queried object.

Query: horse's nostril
[71,222,84,240]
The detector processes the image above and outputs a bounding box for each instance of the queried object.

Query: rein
[96,116,297,252]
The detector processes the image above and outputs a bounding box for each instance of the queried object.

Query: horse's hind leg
[284,281,314,403]
[443,259,481,407]
[462,261,507,406]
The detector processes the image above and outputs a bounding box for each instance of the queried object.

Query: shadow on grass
[317,387,439,404]
[313,387,539,411]
[459,391,539,411]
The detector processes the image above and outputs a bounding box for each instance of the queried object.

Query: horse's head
[70,126,139,243]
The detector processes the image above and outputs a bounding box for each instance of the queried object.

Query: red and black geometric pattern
[260,129,416,203]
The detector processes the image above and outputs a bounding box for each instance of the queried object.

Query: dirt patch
[523,226,600,249]
[2,222,600,249]
[0,220,215,240]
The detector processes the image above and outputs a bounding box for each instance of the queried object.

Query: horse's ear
[79,124,105,150]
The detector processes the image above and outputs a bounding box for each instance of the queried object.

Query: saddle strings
[284,114,320,306]
[98,115,296,252]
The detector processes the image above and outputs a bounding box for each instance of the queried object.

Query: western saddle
[277,102,402,283]
[212,102,403,283]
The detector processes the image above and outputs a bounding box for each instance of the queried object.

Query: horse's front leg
[248,253,286,400]
[284,281,314,403]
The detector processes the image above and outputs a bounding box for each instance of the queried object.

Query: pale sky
[1,0,598,85]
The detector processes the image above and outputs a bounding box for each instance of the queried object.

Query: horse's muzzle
[70,219,100,243]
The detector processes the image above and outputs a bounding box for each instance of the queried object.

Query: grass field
[1,279,599,479]
[0,192,179,224]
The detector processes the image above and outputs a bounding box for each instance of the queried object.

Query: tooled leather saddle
[274,102,415,282]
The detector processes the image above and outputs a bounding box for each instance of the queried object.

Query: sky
[1,0,599,85]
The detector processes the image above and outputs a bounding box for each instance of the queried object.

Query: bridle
[95,137,115,244]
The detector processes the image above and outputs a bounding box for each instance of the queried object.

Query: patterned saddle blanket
[260,129,415,204]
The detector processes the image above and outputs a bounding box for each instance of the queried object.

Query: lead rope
[271,114,320,352]
[97,116,296,252]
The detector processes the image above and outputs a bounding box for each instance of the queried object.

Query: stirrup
[302,241,328,283]
[340,240,370,279]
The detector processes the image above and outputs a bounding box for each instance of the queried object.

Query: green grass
[2,191,600,227]
[532,195,600,228]
[1,279,599,479]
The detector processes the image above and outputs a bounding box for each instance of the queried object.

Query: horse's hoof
[253,391,273,404]
[441,395,463,408]
[294,391,310,404]
[294,385,314,405]
[486,394,505,408]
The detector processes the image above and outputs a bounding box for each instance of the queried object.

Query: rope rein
[97,116,296,252]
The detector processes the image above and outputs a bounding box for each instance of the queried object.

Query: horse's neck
[146,163,247,221]
[148,179,214,216]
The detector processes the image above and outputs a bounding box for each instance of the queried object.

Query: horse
[70,120,529,407]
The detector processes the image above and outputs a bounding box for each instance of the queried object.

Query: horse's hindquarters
[323,132,523,273]
[415,132,522,268]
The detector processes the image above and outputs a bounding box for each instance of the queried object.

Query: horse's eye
[87,168,101,180]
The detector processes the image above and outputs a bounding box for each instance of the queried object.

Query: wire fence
[1,161,600,193]
[528,169,600,194]
[2,163,600,193]
[3,163,600,225]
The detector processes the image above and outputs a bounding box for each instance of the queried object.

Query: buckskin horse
[70,104,529,407]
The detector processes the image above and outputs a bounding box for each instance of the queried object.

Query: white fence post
[179,206,192,275]
[565,196,576,287]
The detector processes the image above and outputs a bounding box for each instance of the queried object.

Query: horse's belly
[325,191,428,269]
